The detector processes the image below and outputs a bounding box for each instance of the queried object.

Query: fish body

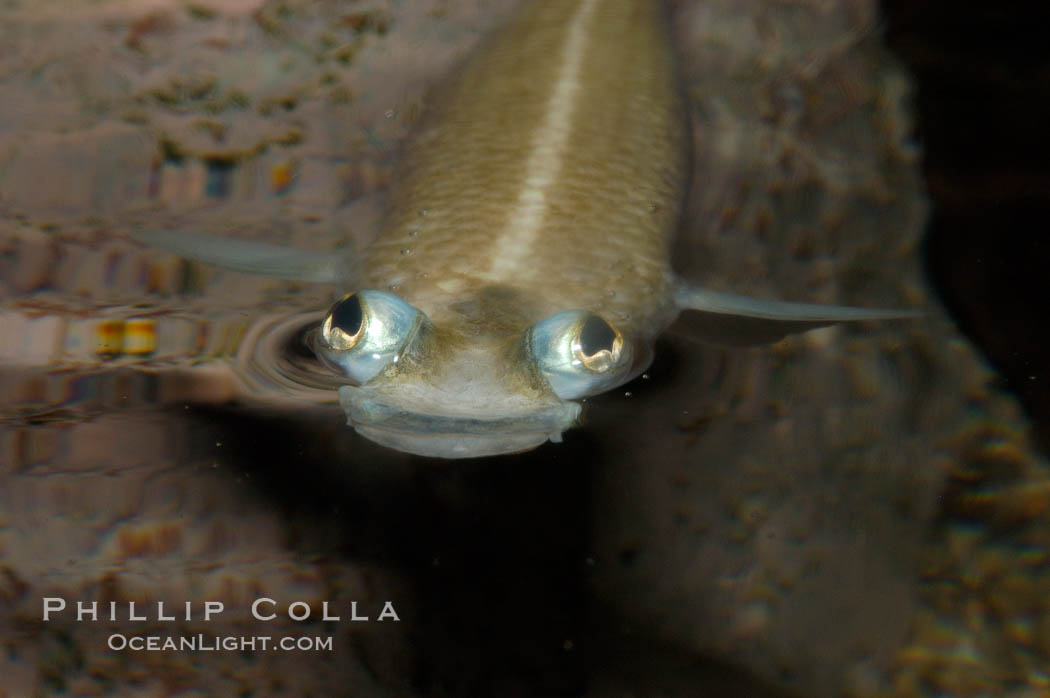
[366,0,685,343]
[139,0,919,458]
[341,0,685,456]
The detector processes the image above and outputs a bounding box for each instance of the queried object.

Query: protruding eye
[578,314,620,371]
[323,292,365,350]
[527,310,633,400]
[317,290,424,384]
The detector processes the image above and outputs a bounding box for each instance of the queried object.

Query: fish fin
[672,281,923,346]
[135,229,344,283]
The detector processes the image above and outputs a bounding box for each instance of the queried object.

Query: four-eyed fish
[140,0,920,458]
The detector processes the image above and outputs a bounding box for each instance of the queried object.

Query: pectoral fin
[136,229,344,283]
[672,281,922,346]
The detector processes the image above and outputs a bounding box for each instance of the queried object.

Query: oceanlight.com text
[107,633,334,652]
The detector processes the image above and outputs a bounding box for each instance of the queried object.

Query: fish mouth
[337,385,581,459]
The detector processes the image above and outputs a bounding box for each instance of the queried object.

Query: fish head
[313,288,644,458]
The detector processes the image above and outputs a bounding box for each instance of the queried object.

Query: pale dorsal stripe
[480,0,601,282]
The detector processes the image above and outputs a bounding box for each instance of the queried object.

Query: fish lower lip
[337,386,581,458]
[353,425,559,459]
[338,386,580,436]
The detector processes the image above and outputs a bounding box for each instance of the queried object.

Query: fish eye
[317,290,424,384]
[577,314,620,370]
[323,293,365,350]
[527,310,633,400]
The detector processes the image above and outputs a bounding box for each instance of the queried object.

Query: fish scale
[368,0,686,337]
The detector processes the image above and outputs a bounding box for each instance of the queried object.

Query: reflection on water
[1,0,1047,696]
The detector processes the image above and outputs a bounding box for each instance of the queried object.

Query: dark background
[882,0,1049,451]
